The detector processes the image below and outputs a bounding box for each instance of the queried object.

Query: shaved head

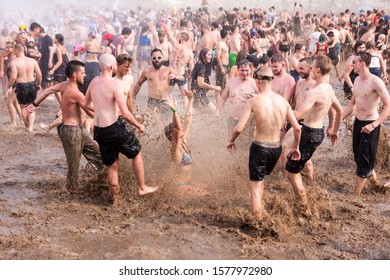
[99,53,116,71]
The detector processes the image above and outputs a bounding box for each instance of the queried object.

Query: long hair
[198,48,210,65]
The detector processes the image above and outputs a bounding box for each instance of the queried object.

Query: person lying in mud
[227,66,301,221]
[164,89,194,167]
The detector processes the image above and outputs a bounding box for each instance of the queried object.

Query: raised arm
[164,94,182,164]
[181,90,193,139]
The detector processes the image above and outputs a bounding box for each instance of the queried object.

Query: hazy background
[0,0,388,31]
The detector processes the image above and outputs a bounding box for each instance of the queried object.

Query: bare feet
[139,185,159,195]
[39,122,51,132]
[300,204,312,218]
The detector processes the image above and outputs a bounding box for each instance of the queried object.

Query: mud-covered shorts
[94,116,141,166]
[15,81,38,105]
[286,124,324,173]
[249,141,282,181]
[353,118,380,178]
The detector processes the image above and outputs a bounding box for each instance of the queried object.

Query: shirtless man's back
[8,43,42,131]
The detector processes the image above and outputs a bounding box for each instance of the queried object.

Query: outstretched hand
[183,89,193,100]
[328,132,339,145]
[164,94,177,111]
[288,148,301,161]
[227,142,236,153]
[23,104,36,117]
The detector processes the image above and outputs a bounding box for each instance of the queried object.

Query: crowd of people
[1,1,390,220]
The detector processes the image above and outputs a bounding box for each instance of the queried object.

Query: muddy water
[0,79,390,260]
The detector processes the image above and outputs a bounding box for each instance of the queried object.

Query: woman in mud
[164,89,194,168]
[191,48,220,112]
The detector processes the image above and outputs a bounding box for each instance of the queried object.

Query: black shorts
[353,118,380,178]
[249,141,282,181]
[286,124,324,173]
[279,43,290,53]
[15,81,38,105]
[93,116,141,166]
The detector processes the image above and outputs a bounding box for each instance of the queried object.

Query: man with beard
[84,54,159,206]
[285,55,343,216]
[217,59,259,130]
[24,60,105,191]
[270,54,296,104]
[282,57,317,178]
[132,48,183,118]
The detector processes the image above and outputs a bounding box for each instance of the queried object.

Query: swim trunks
[216,65,229,89]
[147,97,171,115]
[353,118,380,178]
[286,124,324,173]
[228,53,237,68]
[249,141,282,181]
[15,81,38,104]
[93,116,142,166]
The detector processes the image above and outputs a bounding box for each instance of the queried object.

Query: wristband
[172,109,177,113]
[371,123,375,129]
[32,101,39,107]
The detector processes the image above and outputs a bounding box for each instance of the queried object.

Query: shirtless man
[8,43,42,132]
[85,54,159,205]
[229,25,241,67]
[270,54,296,104]
[175,18,196,55]
[114,54,134,114]
[133,48,183,118]
[166,20,194,97]
[218,59,259,127]
[0,41,23,126]
[227,66,301,220]
[359,23,376,45]
[25,60,104,191]
[285,55,343,215]
[215,28,230,91]
[282,57,316,178]
[342,51,390,196]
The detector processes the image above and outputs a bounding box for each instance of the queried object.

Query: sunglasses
[253,72,273,80]
[152,56,162,60]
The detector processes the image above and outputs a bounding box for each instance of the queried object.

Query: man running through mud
[227,66,301,220]
[85,54,159,206]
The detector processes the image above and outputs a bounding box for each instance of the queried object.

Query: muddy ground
[0,78,390,260]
